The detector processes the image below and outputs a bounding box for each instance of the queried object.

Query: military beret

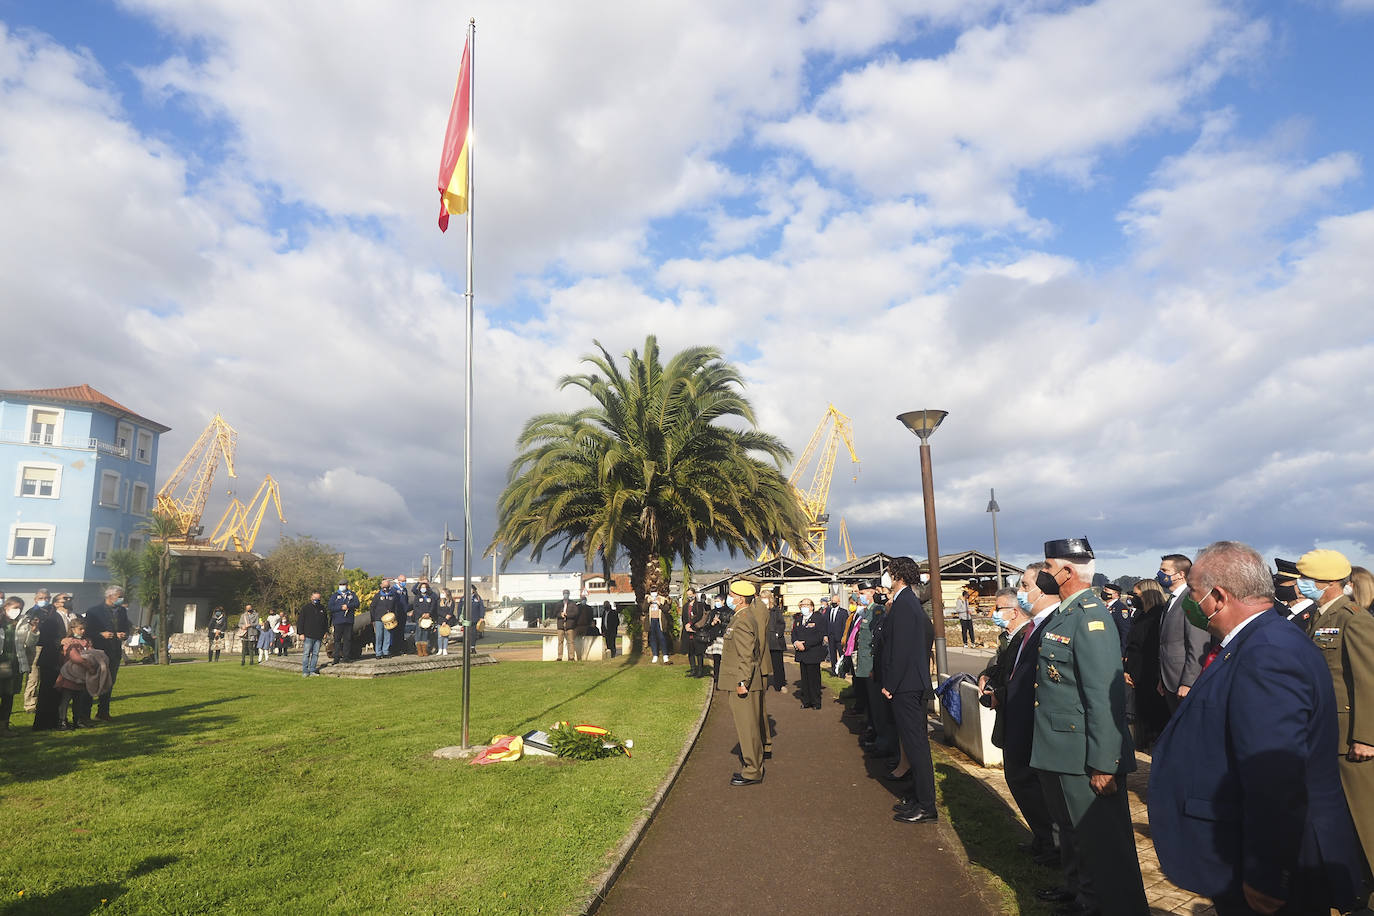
[1044,537,1094,560]
[856,579,875,590]
[1273,557,1301,580]
[1297,549,1352,581]
[729,580,757,597]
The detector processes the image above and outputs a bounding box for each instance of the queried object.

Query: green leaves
[489,334,809,617]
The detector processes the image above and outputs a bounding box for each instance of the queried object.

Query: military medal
[1046,663,1063,682]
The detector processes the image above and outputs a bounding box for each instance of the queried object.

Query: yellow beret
[729,580,757,597]
[1297,549,1352,581]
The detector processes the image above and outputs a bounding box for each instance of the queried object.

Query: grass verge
[0,657,705,915]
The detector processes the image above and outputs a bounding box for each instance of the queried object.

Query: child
[416,613,436,657]
[55,616,109,729]
[275,615,292,656]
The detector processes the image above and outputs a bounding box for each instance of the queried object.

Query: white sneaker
[651,655,659,663]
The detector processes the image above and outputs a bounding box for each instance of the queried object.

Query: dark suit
[85,601,131,717]
[880,586,936,817]
[603,605,620,657]
[791,614,825,708]
[32,607,67,729]
[1149,611,1363,913]
[826,605,847,672]
[1159,589,1209,712]
[996,615,1056,855]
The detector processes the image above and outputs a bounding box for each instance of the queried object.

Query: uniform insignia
[1046,664,1063,682]
[1044,633,1071,645]
[1315,628,1341,637]
[1087,621,1106,632]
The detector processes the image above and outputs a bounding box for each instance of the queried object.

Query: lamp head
[897,409,948,441]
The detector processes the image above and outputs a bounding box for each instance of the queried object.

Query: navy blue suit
[997,616,1056,855]
[880,586,936,816]
[1148,611,1364,912]
[791,615,826,708]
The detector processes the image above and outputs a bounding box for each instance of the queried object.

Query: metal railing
[0,429,129,458]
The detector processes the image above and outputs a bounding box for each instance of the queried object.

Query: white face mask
[338,586,346,592]
[5,608,20,620]
[649,592,658,600]
[801,606,813,617]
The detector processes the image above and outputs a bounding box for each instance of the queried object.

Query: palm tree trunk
[628,550,647,656]
[159,550,171,665]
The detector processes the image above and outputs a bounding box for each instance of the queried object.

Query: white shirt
[1286,597,1313,621]
[1013,604,1056,670]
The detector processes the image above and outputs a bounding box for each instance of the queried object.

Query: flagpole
[460,15,476,750]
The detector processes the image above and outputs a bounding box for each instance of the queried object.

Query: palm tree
[141,509,182,665]
[490,336,809,654]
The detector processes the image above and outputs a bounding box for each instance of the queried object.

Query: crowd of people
[706,540,1374,916]
[0,586,132,733]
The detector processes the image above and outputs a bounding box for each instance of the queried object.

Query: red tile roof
[0,384,171,432]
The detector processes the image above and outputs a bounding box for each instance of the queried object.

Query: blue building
[0,384,168,614]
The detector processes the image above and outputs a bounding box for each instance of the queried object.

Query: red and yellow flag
[437,37,472,232]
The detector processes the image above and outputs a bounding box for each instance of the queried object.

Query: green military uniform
[1032,585,1147,916]
[719,593,773,781]
[1311,593,1374,865]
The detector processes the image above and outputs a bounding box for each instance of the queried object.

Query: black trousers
[1005,753,1056,852]
[799,662,821,708]
[865,677,897,753]
[851,675,869,717]
[332,623,352,661]
[0,692,12,727]
[960,618,974,645]
[95,648,121,716]
[890,690,937,815]
[686,636,707,671]
[33,665,61,729]
[769,650,786,690]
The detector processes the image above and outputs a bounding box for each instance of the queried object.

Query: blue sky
[2,0,1372,581]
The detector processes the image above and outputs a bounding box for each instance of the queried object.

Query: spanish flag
[437,37,472,232]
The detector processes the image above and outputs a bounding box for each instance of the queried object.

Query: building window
[131,482,149,516]
[135,430,153,464]
[17,463,61,498]
[28,408,61,446]
[99,471,120,507]
[128,534,144,554]
[93,529,114,565]
[116,422,134,456]
[9,524,55,562]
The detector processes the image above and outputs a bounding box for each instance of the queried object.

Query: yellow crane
[155,414,237,543]
[838,517,856,563]
[210,474,285,553]
[760,405,860,567]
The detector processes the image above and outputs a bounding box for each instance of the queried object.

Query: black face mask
[1036,569,1061,597]
[1275,582,1298,602]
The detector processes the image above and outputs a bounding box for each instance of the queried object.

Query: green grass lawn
[0,657,707,915]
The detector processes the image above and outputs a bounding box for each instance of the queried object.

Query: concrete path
[597,665,1001,916]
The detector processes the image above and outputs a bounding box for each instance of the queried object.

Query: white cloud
[761,0,1268,229]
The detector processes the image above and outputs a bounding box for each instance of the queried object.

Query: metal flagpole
[460,16,476,749]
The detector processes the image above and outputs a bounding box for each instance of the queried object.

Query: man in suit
[1101,583,1131,652]
[1150,541,1364,915]
[719,580,772,786]
[1158,553,1208,715]
[826,597,848,675]
[1297,548,1374,872]
[85,585,131,721]
[1032,539,1147,916]
[882,555,938,824]
[790,598,826,708]
[555,590,577,661]
[982,580,1057,863]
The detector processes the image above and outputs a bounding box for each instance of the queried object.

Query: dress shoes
[892,809,938,824]
[1035,887,1075,903]
[882,769,912,784]
[729,772,763,786]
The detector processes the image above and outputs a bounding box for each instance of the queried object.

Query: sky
[2,0,1372,581]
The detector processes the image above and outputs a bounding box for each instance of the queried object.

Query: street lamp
[897,409,949,680]
[986,488,1002,588]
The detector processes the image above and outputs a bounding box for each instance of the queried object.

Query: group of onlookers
[0,586,130,734]
[212,577,489,677]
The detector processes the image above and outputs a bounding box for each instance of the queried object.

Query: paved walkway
[597,667,1002,916]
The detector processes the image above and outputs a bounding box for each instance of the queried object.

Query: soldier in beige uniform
[1297,548,1374,869]
[719,580,772,786]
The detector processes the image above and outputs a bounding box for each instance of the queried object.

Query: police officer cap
[1273,557,1301,580]
[856,579,875,590]
[729,580,757,597]
[1044,537,1094,560]
[1296,549,1352,581]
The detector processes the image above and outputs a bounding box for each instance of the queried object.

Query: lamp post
[897,409,949,681]
[986,488,1002,588]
